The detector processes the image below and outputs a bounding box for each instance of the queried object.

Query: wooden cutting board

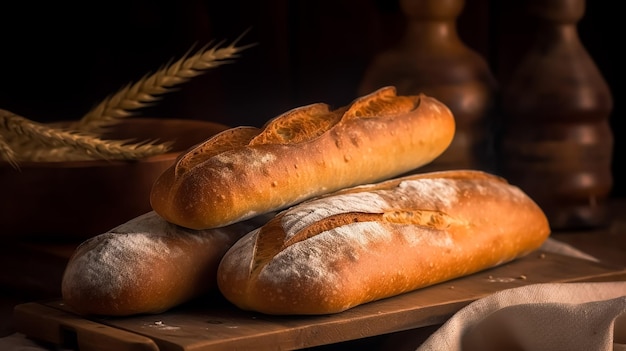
[13,251,626,351]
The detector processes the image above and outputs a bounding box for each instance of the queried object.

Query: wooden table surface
[10,251,626,351]
[1,198,624,350]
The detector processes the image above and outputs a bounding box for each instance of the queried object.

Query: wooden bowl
[1,118,229,240]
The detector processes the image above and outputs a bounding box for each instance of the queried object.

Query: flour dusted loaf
[61,211,270,316]
[150,86,455,230]
[217,170,551,315]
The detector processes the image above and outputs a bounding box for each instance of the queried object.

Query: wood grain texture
[13,251,626,351]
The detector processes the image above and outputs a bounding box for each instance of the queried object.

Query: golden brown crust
[61,211,270,316]
[217,170,551,315]
[150,87,456,230]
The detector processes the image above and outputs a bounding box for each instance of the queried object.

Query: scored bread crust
[150,86,455,230]
[216,170,551,315]
[61,211,270,316]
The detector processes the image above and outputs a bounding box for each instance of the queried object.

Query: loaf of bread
[61,211,271,316]
[217,170,551,315]
[150,86,455,230]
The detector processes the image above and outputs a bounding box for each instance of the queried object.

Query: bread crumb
[486,275,516,283]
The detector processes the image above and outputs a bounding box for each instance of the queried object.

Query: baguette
[217,170,551,315]
[150,86,455,230]
[61,211,270,316]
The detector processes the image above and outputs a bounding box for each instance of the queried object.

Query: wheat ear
[1,110,172,166]
[75,31,254,132]
[0,133,19,169]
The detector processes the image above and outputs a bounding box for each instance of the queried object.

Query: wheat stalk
[1,110,171,164]
[75,31,254,132]
[0,133,19,168]
[1,32,252,167]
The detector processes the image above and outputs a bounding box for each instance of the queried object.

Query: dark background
[0,0,623,197]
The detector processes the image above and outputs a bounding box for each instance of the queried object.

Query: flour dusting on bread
[280,177,460,240]
[63,232,174,298]
[63,212,225,297]
[62,211,269,315]
[151,87,456,230]
[217,170,551,315]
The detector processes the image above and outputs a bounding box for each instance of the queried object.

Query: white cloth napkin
[416,238,626,351]
[416,281,626,351]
